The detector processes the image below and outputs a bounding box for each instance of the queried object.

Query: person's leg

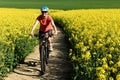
[47,30,53,51]
[47,37,53,51]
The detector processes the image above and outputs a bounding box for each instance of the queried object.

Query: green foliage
[0,0,120,10]
[14,36,37,66]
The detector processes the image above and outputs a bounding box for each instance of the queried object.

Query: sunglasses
[42,11,48,13]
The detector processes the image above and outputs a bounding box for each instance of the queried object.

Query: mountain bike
[34,33,50,75]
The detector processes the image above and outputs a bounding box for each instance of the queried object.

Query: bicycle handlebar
[33,33,49,39]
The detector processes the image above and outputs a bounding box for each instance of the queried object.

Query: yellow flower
[116,74,120,80]
[109,47,114,51]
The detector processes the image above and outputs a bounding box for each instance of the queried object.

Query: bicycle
[34,33,50,75]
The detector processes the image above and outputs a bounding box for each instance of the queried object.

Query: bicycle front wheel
[45,47,49,64]
[40,45,46,73]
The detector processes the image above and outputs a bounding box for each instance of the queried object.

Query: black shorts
[39,30,53,39]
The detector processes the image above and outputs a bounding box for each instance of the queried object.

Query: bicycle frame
[34,33,50,74]
[39,33,49,74]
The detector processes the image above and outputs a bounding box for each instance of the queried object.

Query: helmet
[41,6,49,11]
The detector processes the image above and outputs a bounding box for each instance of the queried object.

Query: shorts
[39,29,53,39]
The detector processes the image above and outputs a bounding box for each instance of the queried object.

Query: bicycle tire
[45,47,49,64]
[45,41,50,64]
[40,45,46,73]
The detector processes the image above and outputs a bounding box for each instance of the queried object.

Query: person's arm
[30,20,39,37]
[51,20,57,35]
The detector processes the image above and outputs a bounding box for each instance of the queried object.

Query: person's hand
[30,31,34,37]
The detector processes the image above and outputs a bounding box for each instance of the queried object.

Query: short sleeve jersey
[37,15,53,32]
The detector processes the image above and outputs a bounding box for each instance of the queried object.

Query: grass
[0,0,120,10]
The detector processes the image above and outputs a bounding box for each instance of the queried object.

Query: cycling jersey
[37,15,53,32]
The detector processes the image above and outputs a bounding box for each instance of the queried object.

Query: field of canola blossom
[52,9,120,80]
[1,8,120,80]
[0,8,39,79]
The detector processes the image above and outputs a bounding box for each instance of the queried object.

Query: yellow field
[0,8,39,78]
[1,8,120,80]
[52,9,120,80]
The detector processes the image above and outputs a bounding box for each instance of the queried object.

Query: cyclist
[30,6,57,51]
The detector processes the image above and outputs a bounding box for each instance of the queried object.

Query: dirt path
[4,27,72,80]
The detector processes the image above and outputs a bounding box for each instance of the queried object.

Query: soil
[4,27,72,80]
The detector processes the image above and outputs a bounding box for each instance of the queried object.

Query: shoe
[39,71,45,75]
[49,45,53,51]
